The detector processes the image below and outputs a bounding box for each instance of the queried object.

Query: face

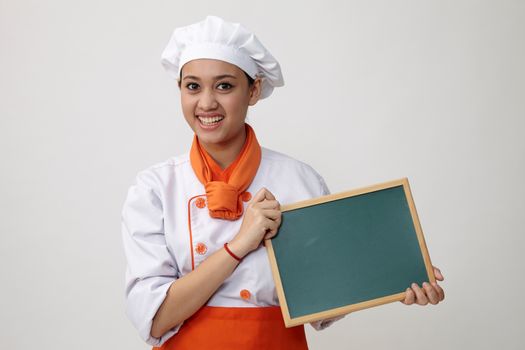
[179,59,261,150]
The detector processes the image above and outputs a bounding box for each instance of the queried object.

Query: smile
[197,115,224,126]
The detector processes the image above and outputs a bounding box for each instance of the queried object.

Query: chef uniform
[121,15,343,349]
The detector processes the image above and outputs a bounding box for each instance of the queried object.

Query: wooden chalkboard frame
[265,178,435,328]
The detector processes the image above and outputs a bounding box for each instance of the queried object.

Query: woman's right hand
[228,188,281,259]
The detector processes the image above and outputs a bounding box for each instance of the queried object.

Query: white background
[1,0,524,349]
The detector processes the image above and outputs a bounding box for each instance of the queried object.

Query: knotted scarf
[190,123,261,220]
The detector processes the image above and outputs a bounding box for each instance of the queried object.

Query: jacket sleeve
[317,171,330,197]
[121,169,182,346]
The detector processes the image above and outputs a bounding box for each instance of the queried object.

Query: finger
[262,209,281,221]
[263,219,280,238]
[432,282,445,301]
[251,188,269,203]
[402,288,415,305]
[433,266,444,281]
[266,218,279,232]
[265,223,280,239]
[264,231,276,240]
[260,187,276,201]
[411,283,428,305]
[423,282,439,305]
[264,189,276,201]
[263,228,278,240]
[258,200,280,210]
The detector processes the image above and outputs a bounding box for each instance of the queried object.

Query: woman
[121,15,445,349]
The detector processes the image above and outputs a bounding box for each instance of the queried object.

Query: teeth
[198,116,224,125]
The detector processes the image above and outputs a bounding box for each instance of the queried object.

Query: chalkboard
[265,178,435,327]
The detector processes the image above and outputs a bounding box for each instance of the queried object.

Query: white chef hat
[160,15,284,99]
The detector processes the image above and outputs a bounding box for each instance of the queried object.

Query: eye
[185,82,199,91]
[217,82,233,90]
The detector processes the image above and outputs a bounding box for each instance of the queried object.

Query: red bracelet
[224,242,242,262]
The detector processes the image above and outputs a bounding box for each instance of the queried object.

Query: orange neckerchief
[190,123,261,220]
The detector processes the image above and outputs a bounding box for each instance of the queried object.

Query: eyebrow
[182,74,238,81]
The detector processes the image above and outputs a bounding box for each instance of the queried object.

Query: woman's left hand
[401,266,445,306]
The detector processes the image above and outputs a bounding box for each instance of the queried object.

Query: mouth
[197,114,225,127]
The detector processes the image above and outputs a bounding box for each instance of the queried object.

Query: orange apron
[153,306,308,350]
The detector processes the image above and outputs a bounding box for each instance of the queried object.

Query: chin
[197,133,227,146]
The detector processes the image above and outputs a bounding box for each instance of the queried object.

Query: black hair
[244,72,255,85]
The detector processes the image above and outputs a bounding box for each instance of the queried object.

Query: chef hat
[160,15,284,99]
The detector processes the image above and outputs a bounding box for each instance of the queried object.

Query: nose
[197,89,218,111]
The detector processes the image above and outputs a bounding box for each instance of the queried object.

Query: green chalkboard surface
[266,178,434,327]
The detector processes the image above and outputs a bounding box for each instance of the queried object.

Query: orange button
[240,289,251,300]
[241,191,252,202]
[195,197,206,209]
[195,242,208,255]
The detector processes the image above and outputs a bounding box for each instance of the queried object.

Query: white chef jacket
[121,147,343,346]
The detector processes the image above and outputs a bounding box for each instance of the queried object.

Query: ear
[248,78,262,106]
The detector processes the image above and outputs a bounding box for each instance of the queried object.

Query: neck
[200,127,247,170]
